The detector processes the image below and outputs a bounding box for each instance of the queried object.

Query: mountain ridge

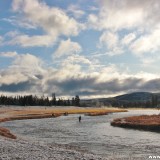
[81,92,160,108]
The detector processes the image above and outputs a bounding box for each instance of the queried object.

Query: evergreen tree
[67,99,70,106]
[71,97,75,106]
[0,94,78,107]
[52,93,56,105]
[152,95,158,107]
[75,95,80,106]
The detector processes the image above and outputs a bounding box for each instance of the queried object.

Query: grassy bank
[111,114,160,132]
[0,107,127,139]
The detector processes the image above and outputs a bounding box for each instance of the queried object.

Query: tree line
[0,94,80,107]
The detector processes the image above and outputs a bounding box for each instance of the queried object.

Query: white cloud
[100,32,118,49]
[96,64,120,82]
[63,54,92,66]
[129,30,160,65]
[99,31,123,56]
[12,0,85,36]
[7,34,56,47]
[87,14,99,29]
[67,4,85,19]
[121,33,136,45]
[0,53,45,84]
[7,0,85,48]
[130,27,160,55]
[0,51,18,58]
[54,39,82,58]
[88,0,160,63]
[0,72,28,86]
[88,0,160,31]
[53,64,82,81]
[5,30,20,38]
[3,17,36,29]
[140,56,158,65]
[12,53,45,74]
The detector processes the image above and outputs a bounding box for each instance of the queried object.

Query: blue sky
[0,0,160,98]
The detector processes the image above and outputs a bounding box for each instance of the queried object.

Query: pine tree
[52,93,56,105]
[75,95,80,106]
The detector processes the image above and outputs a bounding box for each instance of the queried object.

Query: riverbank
[1,109,160,159]
[0,137,106,160]
[0,106,127,139]
[111,114,160,132]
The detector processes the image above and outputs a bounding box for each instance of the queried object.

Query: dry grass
[0,107,127,139]
[85,112,109,116]
[2,107,126,116]
[0,127,16,139]
[111,114,160,132]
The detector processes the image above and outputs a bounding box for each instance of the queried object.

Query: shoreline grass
[111,114,160,132]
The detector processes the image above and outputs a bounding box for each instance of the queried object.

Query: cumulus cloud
[4,31,55,47]
[99,31,123,56]
[88,0,160,31]
[7,34,56,47]
[0,53,45,91]
[100,32,118,49]
[130,27,160,55]
[2,17,36,29]
[67,4,85,19]
[62,55,92,67]
[1,0,86,48]
[121,33,136,45]
[11,54,46,82]
[54,39,82,58]
[98,28,159,65]
[12,0,84,36]
[88,0,160,61]
[0,71,28,86]
[0,51,18,58]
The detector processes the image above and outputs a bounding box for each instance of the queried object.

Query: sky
[0,0,160,99]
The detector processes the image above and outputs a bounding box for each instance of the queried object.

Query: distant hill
[114,92,153,102]
[81,92,160,108]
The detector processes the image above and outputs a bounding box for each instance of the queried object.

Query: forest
[0,94,80,107]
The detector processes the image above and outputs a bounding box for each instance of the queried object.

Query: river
[2,109,160,159]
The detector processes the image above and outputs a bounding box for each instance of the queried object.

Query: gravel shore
[0,137,106,160]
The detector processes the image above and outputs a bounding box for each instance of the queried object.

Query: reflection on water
[2,109,160,159]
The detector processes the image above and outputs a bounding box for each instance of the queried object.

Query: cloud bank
[1,52,160,98]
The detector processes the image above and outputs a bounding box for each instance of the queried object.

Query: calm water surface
[2,109,160,159]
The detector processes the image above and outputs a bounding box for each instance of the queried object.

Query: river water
[2,109,160,159]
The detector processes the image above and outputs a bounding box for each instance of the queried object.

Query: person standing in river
[79,116,81,122]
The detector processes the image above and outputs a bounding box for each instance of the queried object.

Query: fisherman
[79,115,81,122]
